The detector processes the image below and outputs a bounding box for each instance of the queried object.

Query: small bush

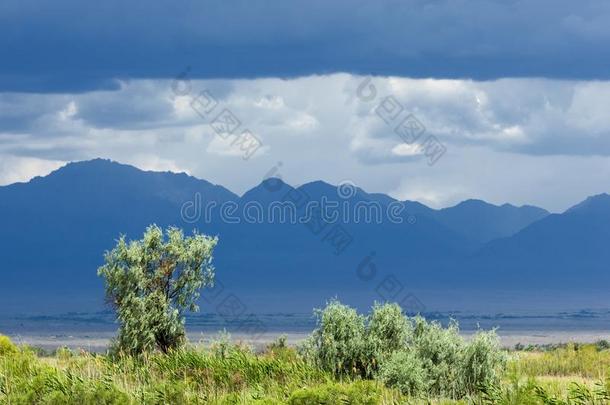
[378,349,427,396]
[55,346,74,361]
[366,302,411,370]
[403,318,505,398]
[265,335,301,363]
[0,334,17,355]
[302,301,506,399]
[460,330,506,394]
[596,339,610,351]
[301,300,367,377]
[410,317,464,397]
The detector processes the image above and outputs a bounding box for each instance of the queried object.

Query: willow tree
[98,225,217,355]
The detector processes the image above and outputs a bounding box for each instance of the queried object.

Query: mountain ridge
[1,158,608,314]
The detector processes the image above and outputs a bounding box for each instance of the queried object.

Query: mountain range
[1,159,608,314]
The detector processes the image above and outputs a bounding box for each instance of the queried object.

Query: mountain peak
[567,193,610,214]
[445,199,496,211]
[55,158,147,177]
[62,158,125,170]
[240,177,294,202]
[298,180,336,191]
[435,198,549,245]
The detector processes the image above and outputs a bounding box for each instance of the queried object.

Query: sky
[1,0,610,212]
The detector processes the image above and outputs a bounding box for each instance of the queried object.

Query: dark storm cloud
[2,0,610,92]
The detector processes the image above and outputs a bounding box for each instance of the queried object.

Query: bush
[410,317,464,397]
[366,303,411,370]
[0,334,17,355]
[407,318,505,398]
[55,346,73,361]
[596,339,610,351]
[460,330,506,394]
[265,335,301,363]
[300,300,367,377]
[301,300,506,399]
[378,349,427,397]
[302,301,413,378]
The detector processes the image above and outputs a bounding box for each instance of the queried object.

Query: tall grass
[510,343,610,379]
[0,334,333,404]
[3,327,610,404]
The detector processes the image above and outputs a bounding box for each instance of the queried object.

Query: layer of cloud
[2,74,610,211]
[2,0,610,91]
[0,155,66,185]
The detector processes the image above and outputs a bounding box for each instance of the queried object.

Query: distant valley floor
[3,309,610,352]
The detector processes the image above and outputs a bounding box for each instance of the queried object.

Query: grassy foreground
[2,335,610,404]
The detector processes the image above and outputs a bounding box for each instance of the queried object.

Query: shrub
[301,300,367,377]
[265,335,301,363]
[302,301,413,378]
[301,300,506,399]
[55,346,74,361]
[0,334,17,355]
[408,318,506,398]
[410,317,464,397]
[596,339,610,351]
[378,349,427,397]
[366,302,411,370]
[460,330,506,394]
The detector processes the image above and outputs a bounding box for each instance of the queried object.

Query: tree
[98,224,217,355]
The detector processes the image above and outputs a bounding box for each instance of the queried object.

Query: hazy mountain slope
[0,159,235,287]
[468,194,610,287]
[0,158,604,313]
[434,199,549,245]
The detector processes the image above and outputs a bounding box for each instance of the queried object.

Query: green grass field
[3,334,610,404]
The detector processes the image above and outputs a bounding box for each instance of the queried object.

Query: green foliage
[479,371,610,405]
[0,341,328,404]
[4,331,610,404]
[410,317,464,397]
[478,371,543,405]
[0,334,17,356]
[366,302,411,369]
[300,300,368,377]
[378,349,427,397]
[55,346,74,361]
[301,300,506,399]
[379,319,505,399]
[461,330,506,394]
[98,224,217,355]
[0,347,130,404]
[265,336,301,363]
[301,301,413,378]
[511,343,610,379]
[288,381,385,405]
